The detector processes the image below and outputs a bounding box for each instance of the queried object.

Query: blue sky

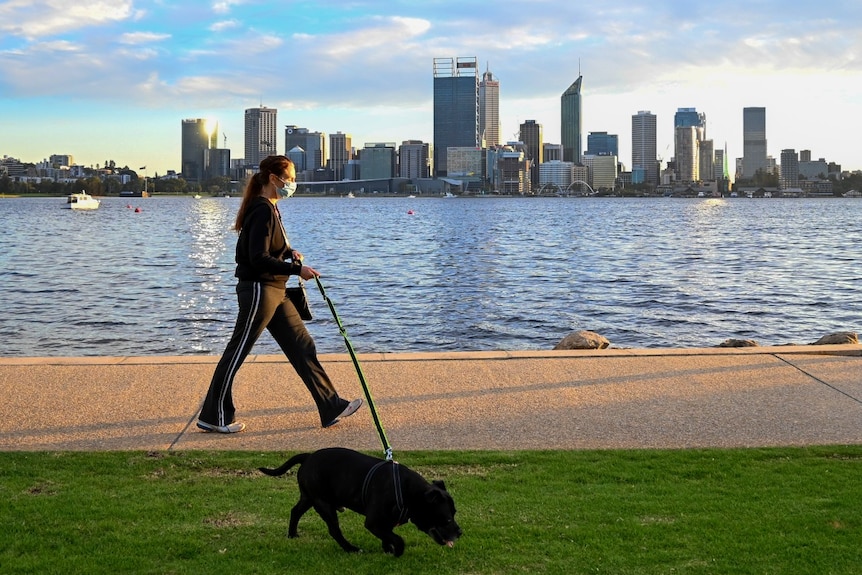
[1,0,860,176]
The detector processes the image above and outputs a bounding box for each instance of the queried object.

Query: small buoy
[407,210,414,215]
[126,204,132,209]
[134,207,142,213]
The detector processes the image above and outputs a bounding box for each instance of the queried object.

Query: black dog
[259,447,462,556]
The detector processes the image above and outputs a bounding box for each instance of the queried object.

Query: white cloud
[0,0,135,39]
[210,19,240,32]
[221,32,282,56]
[117,46,160,60]
[2,0,862,174]
[212,0,245,15]
[120,31,171,45]
[32,40,81,53]
[299,15,432,58]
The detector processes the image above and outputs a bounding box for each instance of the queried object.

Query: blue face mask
[278,181,297,198]
[275,175,297,198]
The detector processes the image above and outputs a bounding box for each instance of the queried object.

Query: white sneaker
[323,398,363,428]
[196,420,246,433]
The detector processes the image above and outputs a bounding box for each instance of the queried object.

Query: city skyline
[2,1,860,175]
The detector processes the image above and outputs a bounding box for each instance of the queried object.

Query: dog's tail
[258,453,310,477]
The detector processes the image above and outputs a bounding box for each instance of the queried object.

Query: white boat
[346,192,355,198]
[193,194,202,199]
[65,192,100,210]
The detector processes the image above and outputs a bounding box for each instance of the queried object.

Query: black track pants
[199,281,349,427]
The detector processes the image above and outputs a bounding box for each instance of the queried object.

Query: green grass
[1,447,860,574]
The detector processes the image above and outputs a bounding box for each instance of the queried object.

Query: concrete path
[1,345,860,452]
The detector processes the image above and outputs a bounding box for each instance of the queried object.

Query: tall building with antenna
[561,75,583,164]
[433,56,479,177]
[479,65,500,147]
[244,106,277,166]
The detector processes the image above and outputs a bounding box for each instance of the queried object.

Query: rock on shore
[554,330,859,350]
[554,330,610,350]
[811,331,859,345]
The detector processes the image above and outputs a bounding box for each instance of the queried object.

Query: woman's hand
[292,250,304,262]
[299,265,320,281]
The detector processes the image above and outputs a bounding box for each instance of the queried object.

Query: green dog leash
[314,276,394,461]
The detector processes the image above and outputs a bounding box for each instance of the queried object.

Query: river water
[0,195,858,357]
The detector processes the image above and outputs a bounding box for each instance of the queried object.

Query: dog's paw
[382,536,405,557]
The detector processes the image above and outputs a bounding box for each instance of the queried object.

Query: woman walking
[197,155,362,433]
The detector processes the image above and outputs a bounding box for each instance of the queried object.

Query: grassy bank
[2,447,860,574]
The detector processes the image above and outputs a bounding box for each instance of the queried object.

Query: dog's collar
[362,460,409,526]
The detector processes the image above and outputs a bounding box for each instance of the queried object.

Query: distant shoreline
[3,193,860,200]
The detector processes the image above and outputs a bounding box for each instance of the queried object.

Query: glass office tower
[519,119,543,192]
[631,111,658,186]
[181,118,218,182]
[433,57,479,177]
[561,76,583,164]
[673,108,706,183]
[742,107,767,179]
[586,131,619,156]
[285,126,326,172]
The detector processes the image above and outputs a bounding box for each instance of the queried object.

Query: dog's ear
[432,480,447,491]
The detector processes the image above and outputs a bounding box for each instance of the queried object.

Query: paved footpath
[1,345,860,452]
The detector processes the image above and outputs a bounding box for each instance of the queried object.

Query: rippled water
[1,196,859,357]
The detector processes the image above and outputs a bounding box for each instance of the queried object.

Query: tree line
[0,174,235,197]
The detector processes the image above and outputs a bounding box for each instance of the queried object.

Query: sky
[1,0,860,177]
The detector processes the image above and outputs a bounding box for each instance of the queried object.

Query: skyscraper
[244,106,277,166]
[631,111,658,186]
[361,142,397,180]
[433,57,479,177]
[586,132,619,156]
[399,140,430,178]
[675,126,701,183]
[479,66,500,147]
[329,132,352,181]
[742,107,767,179]
[780,148,799,189]
[181,118,218,182]
[714,146,728,181]
[519,120,543,192]
[673,108,706,183]
[561,76,583,164]
[699,139,715,182]
[285,125,326,172]
[674,108,704,129]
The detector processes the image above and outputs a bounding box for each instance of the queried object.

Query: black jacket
[234,196,302,285]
